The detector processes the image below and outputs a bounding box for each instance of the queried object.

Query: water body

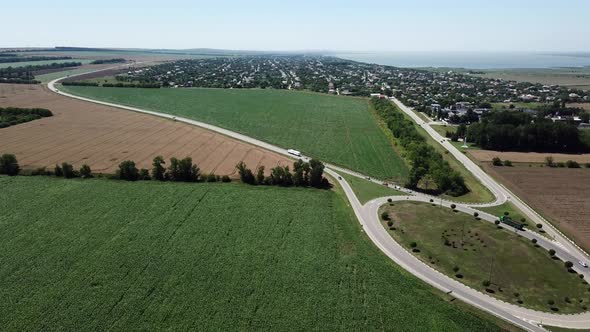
[333,52,590,69]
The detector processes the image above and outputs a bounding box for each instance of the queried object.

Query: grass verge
[380,201,590,313]
[337,171,404,204]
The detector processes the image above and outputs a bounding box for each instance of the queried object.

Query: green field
[0,59,91,69]
[338,171,404,204]
[0,176,503,331]
[60,86,409,181]
[380,201,589,313]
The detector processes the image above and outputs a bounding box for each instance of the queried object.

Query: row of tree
[0,56,72,64]
[61,81,160,88]
[235,159,330,188]
[90,58,126,65]
[0,62,82,84]
[372,98,468,196]
[467,111,586,152]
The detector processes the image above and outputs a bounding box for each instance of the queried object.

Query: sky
[3,0,589,52]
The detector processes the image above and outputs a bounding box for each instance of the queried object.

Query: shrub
[494,220,500,225]
[206,173,218,182]
[455,274,463,278]
[79,164,93,178]
[531,238,537,244]
[545,156,555,167]
[32,166,47,176]
[117,160,139,181]
[387,220,393,227]
[549,249,556,257]
[450,204,456,210]
[548,299,555,306]
[381,212,390,220]
[503,160,513,166]
[514,292,520,297]
[167,157,200,182]
[492,157,502,166]
[61,162,75,178]
[139,168,151,180]
[453,266,460,272]
[536,223,543,229]
[151,156,166,181]
[556,162,565,168]
[54,164,63,177]
[387,198,393,203]
[0,153,20,175]
[565,261,574,269]
[473,212,479,218]
[585,163,590,168]
[482,280,491,287]
[566,160,580,168]
[410,242,417,248]
[221,175,231,182]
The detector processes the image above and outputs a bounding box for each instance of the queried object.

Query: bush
[387,198,393,203]
[410,242,418,248]
[138,168,151,180]
[167,157,200,182]
[536,223,543,229]
[61,162,76,178]
[151,156,166,181]
[503,160,512,166]
[450,204,456,210]
[548,299,555,306]
[0,153,20,175]
[206,173,218,182]
[79,164,93,178]
[531,238,537,244]
[494,220,500,225]
[453,266,460,272]
[54,164,63,177]
[566,160,580,168]
[387,220,394,227]
[221,175,231,182]
[565,261,574,269]
[117,160,139,181]
[32,167,47,176]
[492,157,502,166]
[549,249,556,257]
[585,163,590,168]
[381,212,390,220]
[473,212,479,218]
[482,280,491,287]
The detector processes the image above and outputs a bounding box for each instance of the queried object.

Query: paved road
[48,72,590,330]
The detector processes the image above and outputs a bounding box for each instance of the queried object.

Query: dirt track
[484,163,590,252]
[0,84,290,176]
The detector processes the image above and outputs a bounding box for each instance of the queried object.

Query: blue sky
[3,0,589,52]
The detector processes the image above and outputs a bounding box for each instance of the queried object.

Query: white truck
[287,149,301,157]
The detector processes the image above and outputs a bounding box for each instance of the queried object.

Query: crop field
[0,84,289,175]
[60,86,409,181]
[0,176,502,331]
[0,59,91,69]
[469,150,590,164]
[380,201,590,313]
[483,164,590,253]
[472,68,590,91]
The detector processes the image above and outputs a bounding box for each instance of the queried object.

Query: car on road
[579,261,588,268]
[287,149,301,157]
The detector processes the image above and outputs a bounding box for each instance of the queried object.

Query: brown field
[484,164,590,252]
[469,149,590,164]
[0,84,291,176]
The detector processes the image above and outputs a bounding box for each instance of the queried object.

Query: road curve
[47,72,590,330]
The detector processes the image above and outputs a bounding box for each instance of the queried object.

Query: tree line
[0,62,82,84]
[90,58,126,65]
[235,159,330,188]
[371,98,468,196]
[0,107,53,128]
[466,110,587,152]
[61,81,160,88]
[0,56,72,64]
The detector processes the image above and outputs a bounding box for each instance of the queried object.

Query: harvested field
[483,163,590,252]
[469,149,590,164]
[0,84,291,176]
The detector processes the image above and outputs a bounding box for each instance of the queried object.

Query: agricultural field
[483,164,590,253]
[0,84,289,175]
[472,67,590,91]
[0,59,91,69]
[60,86,409,181]
[380,201,590,313]
[469,150,590,164]
[337,171,404,204]
[0,176,504,331]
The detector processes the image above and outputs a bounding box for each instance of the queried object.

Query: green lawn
[0,176,503,331]
[60,86,408,181]
[380,201,589,313]
[478,202,552,240]
[431,124,456,137]
[338,171,405,204]
[0,59,91,69]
